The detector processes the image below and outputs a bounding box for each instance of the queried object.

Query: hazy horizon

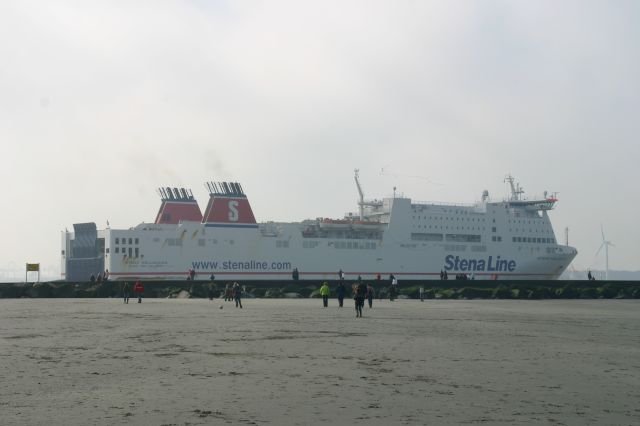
[2,1,639,281]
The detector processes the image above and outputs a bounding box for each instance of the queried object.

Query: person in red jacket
[133,281,144,303]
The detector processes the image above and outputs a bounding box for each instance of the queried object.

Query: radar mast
[354,169,364,220]
[504,174,524,201]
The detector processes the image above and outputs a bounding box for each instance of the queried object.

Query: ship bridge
[504,175,558,211]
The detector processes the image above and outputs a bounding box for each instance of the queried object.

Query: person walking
[320,281,330,308]
[366,284,374,308]
[389,274,398,301]
[336,281,346,307]
[122,281,130,304]
[354,281,366,318]
[233,282,243,308]
[133,281,144,303]
[224,283,231,301]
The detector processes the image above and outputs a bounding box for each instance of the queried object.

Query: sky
[1,0,639,281]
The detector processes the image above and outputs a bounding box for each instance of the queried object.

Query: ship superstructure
[61,172,577,281]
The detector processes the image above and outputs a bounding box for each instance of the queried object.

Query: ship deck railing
[412,200,478,208]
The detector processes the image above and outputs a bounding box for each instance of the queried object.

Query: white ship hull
[106,225,575,281]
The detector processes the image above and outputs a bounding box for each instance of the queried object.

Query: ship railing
[412,200,477,208]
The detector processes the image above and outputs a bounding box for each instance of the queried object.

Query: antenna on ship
[596,225,615,280]
[504,174,524,201]
[354,169,364,220]
[565,227,569,246]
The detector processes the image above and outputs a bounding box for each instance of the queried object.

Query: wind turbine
[595,225,614,280]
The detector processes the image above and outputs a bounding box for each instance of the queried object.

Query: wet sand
[1,298,638,425]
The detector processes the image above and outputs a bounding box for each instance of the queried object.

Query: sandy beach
[1,298,638,425]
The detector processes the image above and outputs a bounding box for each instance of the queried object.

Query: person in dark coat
[336,281,346,307]
[122,282,130,304]
[224,283,231,301]
[354,282,366,318]
[233,282,243,308]
[366,284,375,308]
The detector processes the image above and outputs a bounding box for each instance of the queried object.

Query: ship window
[135,238,139,244]
[135,248,139,258]
[166,238,183,246]
[115,247,119,254]
[446,234,481,243]
[411,233,443,241]
[492,227,496,232]
[128,238,132,244]
[106,248,110,254]
[115,238,119,244]
[128,247,132,257]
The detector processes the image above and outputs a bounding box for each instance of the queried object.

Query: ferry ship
[61,171,577,281]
